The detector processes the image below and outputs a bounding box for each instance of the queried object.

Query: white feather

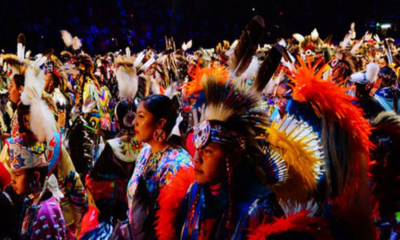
[364,33,372,41]
[292,33,305,43]
[134,51,146,68]
[366,62,379,83]
[17,43,25,63]
[350,31,368,55]
[139,57,156,72]
[350,22,356,39]
[374,34,381,43]
[33,56,47,68]
[182,43,187,51]
[278,39,287,47]
[72,37,82,50]
[341,32,351,49]
[311,29,319,41]
[126,47,131,58]
[226,40,238,56]
[25,50,31,59]
[116,66,138,100]
[21,66,45,106]
[170,112,183,138]
[186,40,192,49]
[61,30,73,47]
[240,56,259,80]
[30,99,57,143]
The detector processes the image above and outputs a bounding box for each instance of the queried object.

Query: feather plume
[229,16,265,77]
[350,31,368,55]
[186,40,192,49]
[125,47,131,58]
[182,42,187,51]
[21,66,56,142]
[341,32,352,49]
[288,59,375,238]
[252,44,284,93]
[151,78,161,95]
[17,33,26,63]
[72,36,82,50]
[293,33,305,43]
[311,29,319,41]
[366,62,379,83]
[1,54,23,75]
[350,22,356,39]
[364,33,372,41]
[373,34,381,42]
[25,50,31,59]
[247,210,333,240]
[384,39,393,65]
[60,30,73,47]
[134,50,146,68]
[155,167,195,240]
[257,116,325,204]
[115,57,138,100]
[139,57,156,73]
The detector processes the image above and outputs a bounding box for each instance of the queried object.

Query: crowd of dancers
[0,16,400,240]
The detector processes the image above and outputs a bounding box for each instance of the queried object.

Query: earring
[153,129,166,142]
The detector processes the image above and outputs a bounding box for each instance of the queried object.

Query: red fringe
[155,166,195,240]
[247,210,333,240]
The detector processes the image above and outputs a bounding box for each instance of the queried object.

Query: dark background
[0,0,399,55]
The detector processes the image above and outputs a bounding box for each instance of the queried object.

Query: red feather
[155,166,195,240]
[247,210,333,240]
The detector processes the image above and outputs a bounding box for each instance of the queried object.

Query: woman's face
[133,102,158,143]
[11,169,31,195]
[194,142,227,185]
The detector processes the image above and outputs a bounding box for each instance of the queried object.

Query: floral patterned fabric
[127,144,192,225]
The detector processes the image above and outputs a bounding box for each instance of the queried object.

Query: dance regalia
[127,145,192,238]
[86,135,143,220]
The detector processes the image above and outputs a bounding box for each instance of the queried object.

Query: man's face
[193,142,227,185]
[8,78,22,104]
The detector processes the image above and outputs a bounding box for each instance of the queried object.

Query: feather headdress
[257,115,325,205]
[20,56,57,143]
[288,59,375,239]
[114,56,138,101]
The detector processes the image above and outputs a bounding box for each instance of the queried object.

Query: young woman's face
[378,58,387,69]
[11,169,31,195]
[8,78,22,104]
[194,142,227,185]
[133,102,158,143]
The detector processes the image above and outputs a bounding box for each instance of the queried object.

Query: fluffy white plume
[311,29,319,41]
[116,66,138,100]
[182,42,187,51]
[61,30,73,47]
[134,51,146,68]
[365,33,372,41]
[30,98,57,143]
[32,55,48,69]
[292,33,305,43]
[21,66,45,106]
[72,37,82,50]
[126,47,131,58]
[366,62,379,83]
[278,39,287,47]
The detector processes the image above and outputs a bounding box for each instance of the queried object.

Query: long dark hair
[141,94,178,137]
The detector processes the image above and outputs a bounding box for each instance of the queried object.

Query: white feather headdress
[115,57,138,101]
[21,58,57,143]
